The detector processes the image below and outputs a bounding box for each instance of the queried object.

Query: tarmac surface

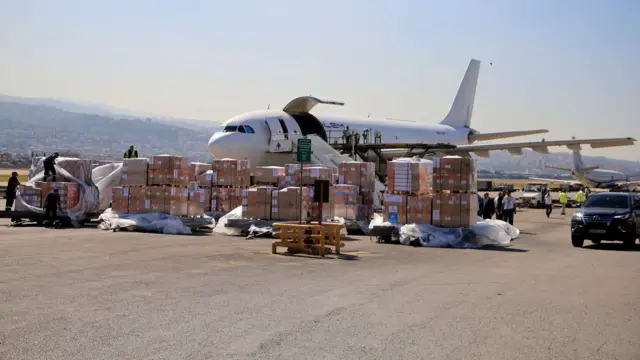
[1,206,639,360]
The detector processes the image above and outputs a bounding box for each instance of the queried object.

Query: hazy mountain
[0,101,214,162]
[0,94,219,130]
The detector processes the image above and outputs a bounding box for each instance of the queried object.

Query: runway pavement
[1,208,639,360]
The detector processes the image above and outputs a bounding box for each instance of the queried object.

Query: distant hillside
[0,94,219,130]
[0,101,216,162]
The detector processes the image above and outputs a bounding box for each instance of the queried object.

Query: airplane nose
[208,132,228,158]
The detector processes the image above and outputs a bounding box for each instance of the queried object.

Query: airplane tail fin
[572,149,589,171]
[439,59,481,128]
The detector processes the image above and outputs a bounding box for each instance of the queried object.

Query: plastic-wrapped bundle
[16,160,100,225]
[387,157,433,195]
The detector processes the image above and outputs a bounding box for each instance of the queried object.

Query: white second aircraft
[207,59,635,168]
[532,146,639,188]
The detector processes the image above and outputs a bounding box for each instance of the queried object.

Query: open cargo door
[265,117,293,153]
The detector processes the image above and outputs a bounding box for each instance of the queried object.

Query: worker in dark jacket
[481,192,495,220]
[495,192,505,220]
[124,145,138,159]
[43,152,59,181]
[5,172,20,211]
[43,188,62,226]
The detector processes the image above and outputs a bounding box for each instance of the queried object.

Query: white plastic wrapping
[92,162,124,210]
[16,162,100,224]
[368,213,394,229]
[213,206,244,236]
[399,219,519,248]
[98,208,194,234]
[30,157,95,185]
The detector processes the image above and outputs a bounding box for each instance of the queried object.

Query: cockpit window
[244,125,255,134]
[223,125,238,132]
[238,126,246,133]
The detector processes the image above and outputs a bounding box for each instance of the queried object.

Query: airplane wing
[469,129,549,142]
[545,166,573,172]
[432,137,636,158]
[529,177,582,185]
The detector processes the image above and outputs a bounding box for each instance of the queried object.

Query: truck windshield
[524,184,544,192]
[583,195,629,209]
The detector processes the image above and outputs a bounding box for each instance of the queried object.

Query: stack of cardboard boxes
[15,184,42,209]
[208,159,250,212]
[148,155,190,186]
[37,182,80,210]
[242,186,276,220]
[112,155,253,217]
[240,162,375,222]
[338,162,376,220]
[432,156,478,227]
[16,182,80,212]
[384,158,434,226]
[383,156,479,228]
[121,159,148,186]
[253,166,285,186]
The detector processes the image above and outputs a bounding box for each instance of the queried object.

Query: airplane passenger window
[244,126,255,134]
[223,125,238,132]
[238,126,246,133]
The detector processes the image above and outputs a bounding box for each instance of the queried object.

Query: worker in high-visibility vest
[575,189,585,207]
[559,191,568,215]
[124,145,138,159]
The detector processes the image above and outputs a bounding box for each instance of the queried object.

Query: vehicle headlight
[614,213,631,220]
[572,213,584,220]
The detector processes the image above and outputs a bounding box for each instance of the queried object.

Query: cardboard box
[387,158,433,195]
[242,186,275,220]
[433,156,478,193]
[37,182,80,211]
[383,193,407,225]
[254,166,285,186]
[407,194,433,224]
[433,193,478,228]
[189,162,211,181]
[16,184,42,210]
[273,187,312,221]
[121,158,149,186]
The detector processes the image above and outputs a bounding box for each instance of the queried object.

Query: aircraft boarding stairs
[304,135,385,210]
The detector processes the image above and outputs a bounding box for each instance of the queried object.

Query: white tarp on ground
[92,162,124,210]
[97,208,215,235]
[213,206,245,236]
[369,215,519,248]
[17,159,100,225]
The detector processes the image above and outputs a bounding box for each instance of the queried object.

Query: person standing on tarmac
[544,191,553,218]
[481,193,495,220]
[575,188,585,207]
[42,152,59,181]
[502,191,517,225]
[559,190,568,215]
[43,188,62,226]
[5,171,20,211]
[124,145,138,159]
[494,191,505,220]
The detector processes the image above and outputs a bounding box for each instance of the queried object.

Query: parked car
[570,192,640,248]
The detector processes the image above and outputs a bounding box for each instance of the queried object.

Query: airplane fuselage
[577,169,627,188]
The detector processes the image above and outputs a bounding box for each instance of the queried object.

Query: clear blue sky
[1,0,638,160]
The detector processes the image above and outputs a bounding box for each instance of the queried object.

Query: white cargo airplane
[207,59,635,169]
[532,146,638,188]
